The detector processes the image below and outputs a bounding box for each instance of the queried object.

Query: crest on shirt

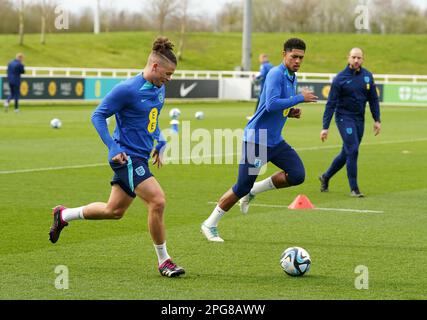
[364,76,370,83]
[158,93,164,103]
[346,128,353,135]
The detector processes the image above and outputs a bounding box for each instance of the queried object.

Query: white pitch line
[0,163,107,174]
[1,137,426,175]
[296,137,427,152]
[310,207,383,214]
[207,202,384,214]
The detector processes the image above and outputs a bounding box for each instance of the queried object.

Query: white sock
[62,206,85,222]
[250,177,276,195]
[204,205,225,227]
[154,242,171,265]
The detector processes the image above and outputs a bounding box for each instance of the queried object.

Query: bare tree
[101,0,114,32]
[312,0,356,33]
[18,0,24,45]
[146,0,177,34]
[370,0,427,34]
[217,1,243,32]
[40,0,46,44]
[177,0,190,61]
[0,0,16,34]
[253,0,285,32]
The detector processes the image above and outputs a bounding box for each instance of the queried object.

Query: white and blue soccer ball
[50,118,62,129]
[169,108,181,119]
[280,247,311,277]
[195,111,204,120]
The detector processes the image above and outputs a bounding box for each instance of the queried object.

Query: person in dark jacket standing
[319,48,381,197]
[4,53,25,113]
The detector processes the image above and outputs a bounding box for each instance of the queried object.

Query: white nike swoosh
[180,83,198,97]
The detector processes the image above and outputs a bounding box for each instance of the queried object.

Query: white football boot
[200,223,224,242]
[238,193,255,214]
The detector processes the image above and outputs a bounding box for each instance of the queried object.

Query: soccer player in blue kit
[319,48,381,197]
[49,37,185,277]
[201,38,318,242]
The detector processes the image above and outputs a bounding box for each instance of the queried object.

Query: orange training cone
[288,194,315,210]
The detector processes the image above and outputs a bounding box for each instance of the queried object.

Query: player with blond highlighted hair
[49,37,185,277]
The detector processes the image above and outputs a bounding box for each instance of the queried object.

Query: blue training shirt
[322,65,380,129]
[244,63,305,147]
[91,74,166,161]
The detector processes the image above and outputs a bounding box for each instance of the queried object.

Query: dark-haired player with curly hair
[49,37,185,277]
[201,38,318,242]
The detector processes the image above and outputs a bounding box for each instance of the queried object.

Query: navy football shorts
[232,141,305,198]
[109,156,153,198]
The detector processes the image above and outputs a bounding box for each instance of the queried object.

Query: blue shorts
[232,141,305,198]
[109,156,153,198]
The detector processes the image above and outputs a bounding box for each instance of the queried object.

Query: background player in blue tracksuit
[253,54,274,113]
[319,48,381,197]
[201,38,318,242]
[4,53,25,112]
[49,37,185,277]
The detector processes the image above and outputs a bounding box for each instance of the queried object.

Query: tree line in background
[0,0,426,37]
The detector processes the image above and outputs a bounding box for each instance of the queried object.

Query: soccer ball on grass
[50,118,62,129]
[169,108,181,119]
[195,111,204,120]
[280,247,311,277]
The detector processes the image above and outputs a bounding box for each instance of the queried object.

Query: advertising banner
[165,79,219,99]
[84,78,126,100]
[383,84,427,104]
[252,81,384,102]
[1,77,85,100]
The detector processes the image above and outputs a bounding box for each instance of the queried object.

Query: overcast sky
[59,0,232,16]
[58,0,427,16]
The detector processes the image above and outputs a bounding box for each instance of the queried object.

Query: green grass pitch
[0,101,426,299]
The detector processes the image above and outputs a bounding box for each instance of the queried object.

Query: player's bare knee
[113,208,126,219]
[149,196,166,214]
[105,206,126,219]
[272,171,288,188]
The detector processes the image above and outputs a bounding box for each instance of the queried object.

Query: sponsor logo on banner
[75,81,84,97]
[20,80,29,96]
[384,84,427,103]
[399,87,412,101]
[48,81,57,96]
[60,82,72,96]
[95,80,102,98]
[322,85,331,99]
[33,81,45,96]
[165,80,219,99]
[180,83,198,97]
